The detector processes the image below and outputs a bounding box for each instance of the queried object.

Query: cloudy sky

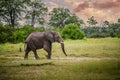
[43,0,120,25]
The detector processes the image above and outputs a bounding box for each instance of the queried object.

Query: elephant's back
[25,32,45,49]
[25,32,45,43]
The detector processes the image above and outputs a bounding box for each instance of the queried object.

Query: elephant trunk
[60,42,67,56]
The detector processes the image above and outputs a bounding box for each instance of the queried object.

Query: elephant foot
[24,56,28,60]
[46,55,51,59]
[35,56,40,60]
[24,57,28,60]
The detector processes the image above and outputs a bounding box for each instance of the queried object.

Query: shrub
[35,27,45,32]
[0,24,12,43]
[117,33,120,38]
[19,25,35,37]
[13,30,26,43]
[13,25,45,43]
[61,24,84,39]
[88,33,109,38]
[13,25,35,43]
[0,24,46,43]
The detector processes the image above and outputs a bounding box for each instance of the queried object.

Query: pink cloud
[43,0,120,24]
[72,0,120,23]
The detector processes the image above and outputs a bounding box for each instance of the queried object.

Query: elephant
[24,31,67,60]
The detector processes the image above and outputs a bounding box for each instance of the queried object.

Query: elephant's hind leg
[32,50,40,60]
[24,45,31,60]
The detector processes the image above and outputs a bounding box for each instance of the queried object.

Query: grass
[64,38,120,58]
[0,38,120,58]
[0,38,120,80]
[0,58,120,80]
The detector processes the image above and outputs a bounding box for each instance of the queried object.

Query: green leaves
[0,0,26,28]
[87,16,97,27]
[25,0,48,27]
[82,22,120,38]
[61,24,85,39]
[49,8,83,29]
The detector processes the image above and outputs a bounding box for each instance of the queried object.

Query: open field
[0,38,120,80]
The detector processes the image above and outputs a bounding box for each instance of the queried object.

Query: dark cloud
[73,1,89,12]
[116,0,120,2]
[73,0,120,13]
[93,0,120,10]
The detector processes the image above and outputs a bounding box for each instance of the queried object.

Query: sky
[43,0,120,25]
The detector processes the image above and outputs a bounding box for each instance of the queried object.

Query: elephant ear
[44,32,55,42]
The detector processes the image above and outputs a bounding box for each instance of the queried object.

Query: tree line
[0,0,120,43]
[83,17,120,38]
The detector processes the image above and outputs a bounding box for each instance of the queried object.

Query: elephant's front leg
[43,42,52,59]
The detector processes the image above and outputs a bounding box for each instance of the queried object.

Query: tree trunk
[31,10,35,27]
[10,8,15,30]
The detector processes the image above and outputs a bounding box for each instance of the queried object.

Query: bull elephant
[24,31,67,60]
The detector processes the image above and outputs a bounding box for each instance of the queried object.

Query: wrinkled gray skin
[24,31,67,60]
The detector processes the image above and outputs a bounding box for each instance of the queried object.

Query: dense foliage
[87,16,97,27]
[0,0,26,29]
[0,24,45,43]
[49,8,83,29]
[0,23,12,43]
[0,22,120,43]
[82,23,120,38]
[25,0,48,27]
[61,24,84,39]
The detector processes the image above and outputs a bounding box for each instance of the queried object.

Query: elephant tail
[24,42,27,51]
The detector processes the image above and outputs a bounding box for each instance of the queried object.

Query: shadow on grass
[20,62,54,67]
[0,62,54,67]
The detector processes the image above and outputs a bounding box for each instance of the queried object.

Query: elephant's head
[45,31,67,56]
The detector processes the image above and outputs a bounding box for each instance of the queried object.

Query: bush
[0,24,12,43]
[0,24,46,43]
[13,30,26,43]
[13,25,46,43]
[35,27,45,32]
[61,24,85,39]
[88,33,109,38]
[19,25,35,36]
[117,33,120,38]
[13,25,35,43]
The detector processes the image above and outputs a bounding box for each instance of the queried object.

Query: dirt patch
[5,56,119,61]
[52,57,119,61]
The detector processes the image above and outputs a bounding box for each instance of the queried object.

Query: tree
[0,0,26,30]
[61,24,84,39]
[87,16,97,27]
[103,20,109,27]
[25,0,48,27]
[64,14,84,27]
[109,23,120,37]
[118,18,120,23]
[49,8,83,29]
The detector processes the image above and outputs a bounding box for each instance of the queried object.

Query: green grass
[0,38,120,80]
[64,38,120,58]
[0,58,120,80]
[0,38,120,58]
